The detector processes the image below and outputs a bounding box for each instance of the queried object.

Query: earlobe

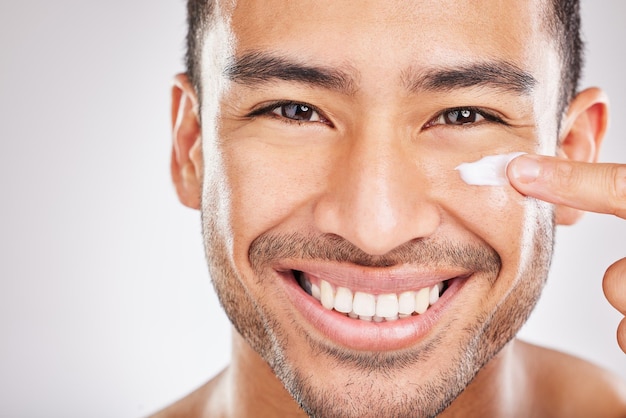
[171,73,203,210]
[555,87,609,225]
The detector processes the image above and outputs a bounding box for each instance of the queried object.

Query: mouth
[274,262,472,351]
[295,271,450,322]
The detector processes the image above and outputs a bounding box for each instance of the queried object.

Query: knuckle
[553,161,577,191]
[609,165,626,216]
[611,166,626,201]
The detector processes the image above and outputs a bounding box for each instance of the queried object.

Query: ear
[555,87,609,225]
[171,73,203,210]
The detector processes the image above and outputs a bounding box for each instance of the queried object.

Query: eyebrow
[404,61,537,95]
[225,51,357,95]
[225,51,536,96]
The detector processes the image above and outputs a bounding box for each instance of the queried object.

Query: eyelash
[424,107,508,128]
[247,101,507,129]
[247,100,331,126]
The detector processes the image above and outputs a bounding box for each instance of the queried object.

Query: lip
[276,260,470,293]
[274,261,472,352]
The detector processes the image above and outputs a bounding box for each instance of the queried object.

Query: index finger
[507,154,626,219]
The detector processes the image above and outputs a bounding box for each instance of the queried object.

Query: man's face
[198,0,562,416]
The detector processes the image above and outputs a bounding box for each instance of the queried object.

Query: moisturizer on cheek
[455,152,526,186]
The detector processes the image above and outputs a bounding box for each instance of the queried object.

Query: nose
[313,122,441,256]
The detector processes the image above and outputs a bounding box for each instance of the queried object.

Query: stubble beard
[201,198,555,418]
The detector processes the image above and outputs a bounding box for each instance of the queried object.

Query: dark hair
[548,0,584,116]
[185,0,583,116]
[185,0,216,100]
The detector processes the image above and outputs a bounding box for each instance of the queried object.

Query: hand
[507,154,626,353]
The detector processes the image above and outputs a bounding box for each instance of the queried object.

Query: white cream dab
[455,152,526,186]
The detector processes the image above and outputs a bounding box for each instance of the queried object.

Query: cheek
[219,138,331,261]
[447,187,528,257]
[427,160,554,323]
[425,155,541,269]
[420,128,553,262]
[427,164,555,322]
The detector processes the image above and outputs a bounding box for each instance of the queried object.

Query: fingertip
[603,258,626,314]
[507,154,542,185]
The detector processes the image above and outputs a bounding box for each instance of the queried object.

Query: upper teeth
[302,275,445,322]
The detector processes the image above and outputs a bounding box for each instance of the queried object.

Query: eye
[248,100,331,126]
[271,102,322,122]
[425,107,502,128]
[442,108,484,125]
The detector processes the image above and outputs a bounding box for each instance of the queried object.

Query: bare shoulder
[147,369,227,418]
[518,340,626,417]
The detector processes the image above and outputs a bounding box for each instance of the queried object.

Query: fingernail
[509,155,541,183]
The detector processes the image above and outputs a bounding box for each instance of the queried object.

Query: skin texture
[158,0,626,416]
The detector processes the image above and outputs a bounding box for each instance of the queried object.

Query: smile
[296,271,447,322]
[274,261,474,351]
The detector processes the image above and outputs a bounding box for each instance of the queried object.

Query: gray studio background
[0,1,624,417]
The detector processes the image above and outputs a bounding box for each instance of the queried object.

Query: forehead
[224,0,553,74]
